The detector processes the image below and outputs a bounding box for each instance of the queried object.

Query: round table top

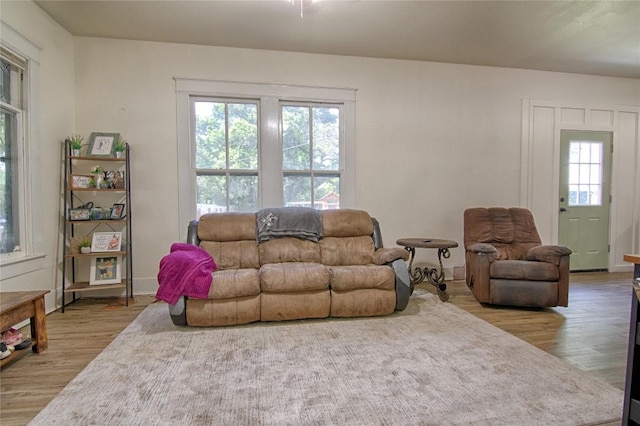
[396,238,458,250]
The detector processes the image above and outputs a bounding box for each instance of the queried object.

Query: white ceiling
[34,0,640,79]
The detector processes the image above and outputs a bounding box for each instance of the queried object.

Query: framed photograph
[91,231,122,252]
[70,174,92,189]
[104,170,125,189]
[88,132,120,157]
[110,203,125,220]
[90,255,122,285]
[69,208,91,221]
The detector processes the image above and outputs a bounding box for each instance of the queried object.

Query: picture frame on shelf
[70,174,93,189]
[87,132,120,157]
[89,255,122,285]
[68,208,91,221]
[91,231,122,252]
[110,203,125,220]
[104,170,125,189]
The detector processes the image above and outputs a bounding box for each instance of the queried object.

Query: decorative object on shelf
[90,207,109,220]
[113,136,126,158]
[69,208,91,221]
[104,170,125,189]
[67,134,84,157]
[87,132,120,157]
[80,236,91,254]
[91,231,122,252]
[90,165,103,188]
[110,203,125,220]
[89,255,122,285]
[70,174,92,189]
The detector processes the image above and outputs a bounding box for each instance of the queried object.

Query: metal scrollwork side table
[395,238,458,302]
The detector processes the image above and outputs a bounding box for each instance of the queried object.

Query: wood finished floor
[0,271,633,425]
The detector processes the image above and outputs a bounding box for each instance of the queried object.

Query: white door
[558,131,612,271]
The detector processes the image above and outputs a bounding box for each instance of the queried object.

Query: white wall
[1,2,75,312]
[71,37,639,294]
[2,1,639,307]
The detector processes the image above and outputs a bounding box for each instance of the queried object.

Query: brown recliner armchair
[464,207,571,307]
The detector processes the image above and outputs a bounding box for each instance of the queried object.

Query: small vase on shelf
[80,247,91,254]
[72,148,81,157]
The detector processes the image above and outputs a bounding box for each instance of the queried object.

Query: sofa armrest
[527,245,572,265]
[373,247,410,265]
[391,258,412,311]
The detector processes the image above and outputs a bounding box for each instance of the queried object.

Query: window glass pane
[195,101,226,169]
[314,175,340,209]
[0,59,10,104]
[589,185,601,205]
[591,143,602,163]
[569,143,580,163]
[590,164,601,184]
[228,103,258,170]
[312,107,339,170]
[196,175,226,217]
[568,141,603,207]
[229,175,258,212]
[0,108,17,253]
[283,175,311,207]
[282,106,310,170]
[579,143,591,163]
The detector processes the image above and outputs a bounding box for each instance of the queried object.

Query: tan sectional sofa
[168,208,412,327]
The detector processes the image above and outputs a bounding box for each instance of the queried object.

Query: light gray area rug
[31,291,623,425]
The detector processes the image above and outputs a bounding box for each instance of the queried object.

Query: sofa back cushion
[198,212,256,241]
[320,209,375,265]
[320,236,374,266]
[322,209,373,237]
[259,238,320,265]
[197,213,259,270]
[464,207,541,260]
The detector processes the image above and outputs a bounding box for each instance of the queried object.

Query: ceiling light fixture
[289,0,320,18]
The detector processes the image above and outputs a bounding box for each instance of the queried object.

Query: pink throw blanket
[156,243,217,305]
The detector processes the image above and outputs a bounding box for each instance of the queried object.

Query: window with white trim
[177,79,356,225]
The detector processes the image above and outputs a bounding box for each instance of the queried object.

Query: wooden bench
[0,290,49,368]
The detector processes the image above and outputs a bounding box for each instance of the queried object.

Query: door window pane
[567,141,603,206]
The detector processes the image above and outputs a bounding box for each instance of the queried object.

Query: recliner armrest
[467,243,498,262]
[526,245,572,265]
[373,247,410,265]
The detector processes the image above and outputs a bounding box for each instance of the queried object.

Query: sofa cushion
[259,238,320,265]
[260,262,330,292]
[490,260,559,281]
[329,265,395,291]
[322,209,373,237]
[186,295,260,326]
[320,236,374,266]
[330,288,396,317]
[198,212,256,242]
[200,240,260,270]
[209,268,260,299]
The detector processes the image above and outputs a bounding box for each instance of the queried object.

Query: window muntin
[281,103,341,209]
[193,99,259,215]
[568,141,603,206]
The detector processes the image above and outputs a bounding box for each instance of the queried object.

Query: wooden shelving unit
[61,140,133,312]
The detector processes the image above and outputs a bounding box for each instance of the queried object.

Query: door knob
[560,197,565,202]
[560,207,567,212]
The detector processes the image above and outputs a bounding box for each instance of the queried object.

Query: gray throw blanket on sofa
[256,207,323,243]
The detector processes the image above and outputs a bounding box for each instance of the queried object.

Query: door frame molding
[521,99,640,272]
